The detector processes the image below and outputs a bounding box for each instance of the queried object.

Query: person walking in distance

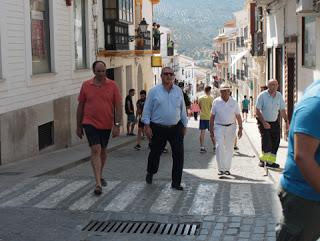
[256,79,289,168]
[125,89,136,136]
[209,83,243,175]
[241,95,250,122]
[134,90,147,150]
[142,67,188,190]
[191,99,200,121]
[276,80,320,241]
[76,61,122,195]
[198,86,215,153]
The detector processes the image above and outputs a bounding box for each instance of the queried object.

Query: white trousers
[214,124,237,172]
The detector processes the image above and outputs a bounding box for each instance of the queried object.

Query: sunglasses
[163,72,174,76]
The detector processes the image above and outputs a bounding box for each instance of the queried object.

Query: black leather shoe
[266,162,280,168]
[258,161,265,167]
[146,173,153,184]
[171,184,184,191]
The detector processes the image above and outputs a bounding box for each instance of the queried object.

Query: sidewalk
[0,135,136,186]
[243,117,288,184]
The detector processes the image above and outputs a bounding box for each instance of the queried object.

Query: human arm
[256,108,271,129]
[112,84,122,138]
[142,90,154,140]
[236,114,243,139]
[180,93,188,136]
[294,133,320,192]
[280,109,289,135]
[209,113,215,138]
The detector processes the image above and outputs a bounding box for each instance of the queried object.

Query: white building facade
[0,0,160,164]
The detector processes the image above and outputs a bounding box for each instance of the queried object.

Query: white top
[211,96,240,125]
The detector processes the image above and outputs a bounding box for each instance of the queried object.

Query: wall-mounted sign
[151,56,162,67]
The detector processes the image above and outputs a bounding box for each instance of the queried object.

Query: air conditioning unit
[296,0,314,13]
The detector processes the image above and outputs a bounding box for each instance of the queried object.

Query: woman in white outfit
[209,84,243,175]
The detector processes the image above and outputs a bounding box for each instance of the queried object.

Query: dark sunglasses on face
[163,72,174,76]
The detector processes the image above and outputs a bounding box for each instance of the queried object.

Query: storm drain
[82,220,201,236]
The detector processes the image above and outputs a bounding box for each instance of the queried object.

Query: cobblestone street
[0,119,282,241]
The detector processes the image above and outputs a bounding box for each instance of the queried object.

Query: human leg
[147,124,168,181]
[214,125,225,172]
[168,123,184,188]
[276,188,320,241]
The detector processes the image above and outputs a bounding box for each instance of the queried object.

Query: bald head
[267,79,279,94]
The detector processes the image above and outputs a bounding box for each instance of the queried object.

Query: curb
[36,138,137,177]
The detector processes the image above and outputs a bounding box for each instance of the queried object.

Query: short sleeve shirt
[256,90,286,122]
[242,99,250,109]
[78,78,122,130]
[211,97,240,124]
[280,80,320,201]
[199,95,213,120]
[125,95,134,115]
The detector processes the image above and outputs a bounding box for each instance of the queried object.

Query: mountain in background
[154,0,244,67]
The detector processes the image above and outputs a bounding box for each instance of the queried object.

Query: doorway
[287,57,295,122]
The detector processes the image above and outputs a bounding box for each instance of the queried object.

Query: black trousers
[257,119,280,155]
[147,122,184,186]
[193,112,198,120]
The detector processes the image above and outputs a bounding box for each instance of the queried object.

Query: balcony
[236,36,245,48]
[105,21,129,50]
[135,31,151,50]
[251,32,264,56]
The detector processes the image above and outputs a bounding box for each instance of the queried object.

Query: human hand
[144,125,153,140]
[76,126,83,139]
[182,127,187,136]
[112,126,120,138]
[263,122,271,129]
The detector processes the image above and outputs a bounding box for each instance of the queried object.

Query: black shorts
[82,124,111,148]
[242,109,249,113]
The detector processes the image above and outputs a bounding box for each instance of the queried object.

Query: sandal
[101,178,107,187]
[218,171,224,176]
[224,171,231,175]
[94,185,102,196]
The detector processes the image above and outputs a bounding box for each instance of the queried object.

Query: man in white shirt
[209,84,243,175]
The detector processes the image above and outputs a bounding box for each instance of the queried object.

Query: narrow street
[0,119,281,241]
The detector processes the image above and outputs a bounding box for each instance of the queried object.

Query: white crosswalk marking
[229,184,255,216]
[69,181,120,211]
[104,181,145,212]
[34,180,90,209]
[150,183,182,214]
[0,178,37,199]
[188,183,218,215]
[0,179,64,207]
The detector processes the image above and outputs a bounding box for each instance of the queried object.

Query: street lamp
[129,18,149,42]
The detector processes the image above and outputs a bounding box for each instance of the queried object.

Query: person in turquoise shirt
[241,95,250,122]
[276,80,320,241]
[255,79,289,168]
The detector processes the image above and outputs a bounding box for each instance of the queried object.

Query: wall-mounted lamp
[129,18,149,42]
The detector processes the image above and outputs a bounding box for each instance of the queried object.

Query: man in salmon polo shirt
[76,60,122,196]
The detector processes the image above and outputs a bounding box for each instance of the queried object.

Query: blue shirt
[256,90,286,122]
[141,84,188,127]
[280,80,320,201]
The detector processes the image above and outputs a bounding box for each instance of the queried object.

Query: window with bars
[105,21,129,50]
[103,0,133,24]
[38,121,54,150]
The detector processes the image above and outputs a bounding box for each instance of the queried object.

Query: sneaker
[134,144,141,150]
[213,146,216,153]
[258,161,265,167]
[234,146,239,150]
[200,147,207,153]
[266,162,280,168]
[146,173,153,184]
[100,178,107,187]
[162,147,168,153]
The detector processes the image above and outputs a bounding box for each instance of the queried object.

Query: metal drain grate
[82,220,201,236]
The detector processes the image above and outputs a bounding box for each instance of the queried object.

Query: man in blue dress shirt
[142,67,188,190]
[276,80,320,241]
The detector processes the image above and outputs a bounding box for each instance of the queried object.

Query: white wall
[266,8,284,47]
[0,0,96,115]
[297,15,320,100]
[285,0,298,37]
